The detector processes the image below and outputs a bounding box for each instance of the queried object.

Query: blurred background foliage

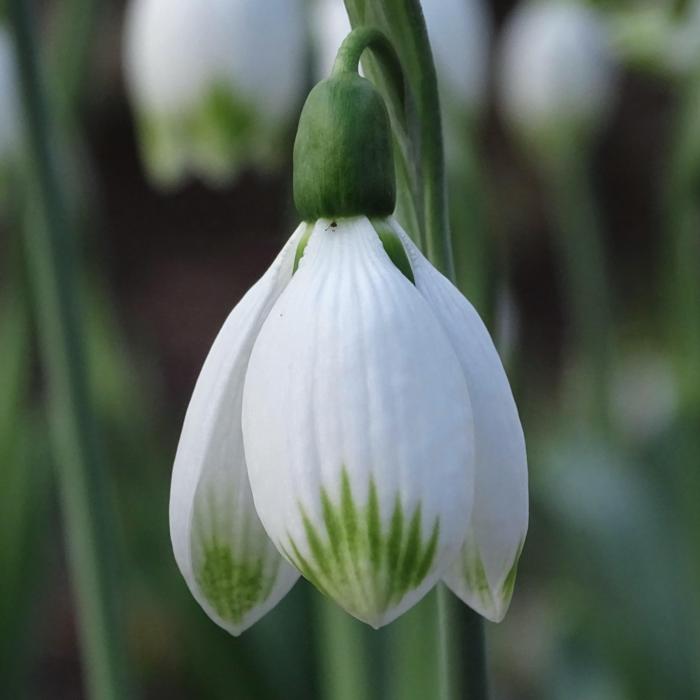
[0,0,699,698]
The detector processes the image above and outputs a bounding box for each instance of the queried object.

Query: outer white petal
[242,216,474,628]
[391,220,528,622]
[170,224,307,635]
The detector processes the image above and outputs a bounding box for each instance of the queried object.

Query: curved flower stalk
[498,1,616,160]
[313,0,491,119]
[123,0,306,188]
[171,27,527,634]
[0,27,20,176]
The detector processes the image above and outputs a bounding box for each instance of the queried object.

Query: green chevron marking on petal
[368,478,381,570]
[500,539,525,604]
[286,468,439,621]
[461,540,492,608]
[195,538,279,624]
[190,484,281,625]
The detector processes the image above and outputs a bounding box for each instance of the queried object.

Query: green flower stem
[332,26,403,90]
[436,585,457,700]
[437,587,488,700]
[342,2,453,277]
[9,2,132,699]
[462,605,489,700]
[385,592,441,700]
[544,152,614,431]
[449,131,492,323]
[386,0,453,279]
[316,597,372,700]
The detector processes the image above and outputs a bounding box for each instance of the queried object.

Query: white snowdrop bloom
[498,1,615,148]
[123,0,306,187]
[0,27,20,167]
[171,27,527,633]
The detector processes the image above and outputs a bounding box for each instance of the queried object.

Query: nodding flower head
[170,28,528,633]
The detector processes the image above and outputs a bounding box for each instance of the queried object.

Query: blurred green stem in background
[449,130,492,323]
[48,0,101,121]
[663,69,700,660]
[341,2,486,698]
[9,0,133,698]
[316,597,372,700]
[665,75,700,407]
[437,587,456,700]
[0,265,50,697]
[543,151,614,432]
[385,591,440,700]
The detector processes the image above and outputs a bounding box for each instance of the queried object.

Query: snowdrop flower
[0,27,20,169]
[498,1,615,155]
[171,28,527,633]
[123,0,306,188]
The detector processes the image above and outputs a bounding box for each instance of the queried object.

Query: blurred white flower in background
[313,0,352,79]
[123,0,307,188]
[498,1,616,155]
[0,26,20,168]
[421,0,491,120]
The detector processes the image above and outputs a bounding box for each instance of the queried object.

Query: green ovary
[284,469,440,623]
[194,538,278,625]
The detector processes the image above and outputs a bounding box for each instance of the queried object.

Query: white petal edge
[242,216,474,628]
[390,219,528,622]
[169,223,306,635]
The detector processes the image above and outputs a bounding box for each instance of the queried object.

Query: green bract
[293,71,396,221]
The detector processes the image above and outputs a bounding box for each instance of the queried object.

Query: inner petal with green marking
[282,468,440,625]
[190,483,281,627]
